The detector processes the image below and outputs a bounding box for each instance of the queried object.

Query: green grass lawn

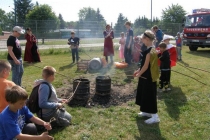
[0,47,210,140]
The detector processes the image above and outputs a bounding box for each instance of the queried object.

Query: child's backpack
[27,82,52,114]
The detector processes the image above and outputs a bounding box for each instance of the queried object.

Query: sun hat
[13,26,25,34]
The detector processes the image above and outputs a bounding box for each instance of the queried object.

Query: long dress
[132,37,141,63]
[119,38,125,59]
[135,47,159,114]
[103,30,114,56]
[24,34,41,62]
[24,34,33,62]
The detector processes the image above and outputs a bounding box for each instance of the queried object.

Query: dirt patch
[56,79,137,108]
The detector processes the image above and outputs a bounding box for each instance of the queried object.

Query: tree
[25,4,59,33]
[0,8,7,30]
[78,7,106,37]
[58,14,66,29]
[0,8,14,31]
[35,1,39,7]
[14,0,34,26]
[114,13,128,36]
[161,4,186,35]
[162,4,186,23]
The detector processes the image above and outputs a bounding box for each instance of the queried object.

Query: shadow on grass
[135,116,166,140]
[59,63,76,71]
[48,127,65,136]
[158,85,187,120]
[186,49,210,58]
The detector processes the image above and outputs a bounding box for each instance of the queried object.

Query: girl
[134,30,160,124]
[119,32,125,62]
[132,36,141,63]
[103,25,114,63]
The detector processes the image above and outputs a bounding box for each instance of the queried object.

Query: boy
[7,26,24,86]
[68,31,80,63]
[0,60,15,113]
[176,32,182,61]
[152,25,164,48]
[124,21,134,65]
[157,42,171,92]
[0,86,53,140]
[35,66,71,127]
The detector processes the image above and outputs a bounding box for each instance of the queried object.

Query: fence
[0,20,183,50]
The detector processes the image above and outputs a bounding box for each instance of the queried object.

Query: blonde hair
[42,66,56,77]
[0,60,11,72]
[120,32,125,36]
[143,30,156,41]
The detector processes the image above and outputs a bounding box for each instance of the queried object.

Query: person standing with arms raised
[124,21,134,65]
[7,26,24,86]
[103,24,114,63]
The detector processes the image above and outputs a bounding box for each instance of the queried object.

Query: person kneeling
[35,66,72,127]
[0,86,53,140]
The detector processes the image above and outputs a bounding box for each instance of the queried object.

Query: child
[0,60,15,113]
[35,66,71,127]
[132,36,141,63]
[176,32,182,61]
[162,35,177,84]
[157,42,171,92]
[134,30,160,124]
[68,31,80,63]
[0,86,53,140]
[119,32,125,62]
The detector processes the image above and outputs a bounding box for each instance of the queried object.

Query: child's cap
[163,34,174,41]
[177,32,180,35]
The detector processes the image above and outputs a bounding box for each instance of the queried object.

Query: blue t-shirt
[0,106,33,140]
[156,29,163,42]
[126,28,134,46]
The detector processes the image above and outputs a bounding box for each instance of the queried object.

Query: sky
[1,0,210,24]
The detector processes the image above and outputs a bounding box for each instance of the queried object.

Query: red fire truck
[182,8,210,51]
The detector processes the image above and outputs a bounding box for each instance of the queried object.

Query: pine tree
[114,13,128,36]
[58,13,66,29]
[14,0,34,26]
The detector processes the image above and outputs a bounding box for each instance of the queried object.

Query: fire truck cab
[182,8,210,51]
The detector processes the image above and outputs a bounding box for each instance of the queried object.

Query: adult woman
[134,30,159,124]
[24,28,41,63]
[103,24,114,63]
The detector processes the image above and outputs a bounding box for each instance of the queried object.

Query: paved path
[0,40,176,52]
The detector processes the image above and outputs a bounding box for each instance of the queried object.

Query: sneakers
[138,112,152,118]
[144,114,160,124]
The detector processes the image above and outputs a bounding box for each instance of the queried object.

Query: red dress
[103,30,114,56]
[24,34,34,62]
[24,34,41,62]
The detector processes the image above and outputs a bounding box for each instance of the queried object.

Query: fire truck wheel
[189,46,198,51]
